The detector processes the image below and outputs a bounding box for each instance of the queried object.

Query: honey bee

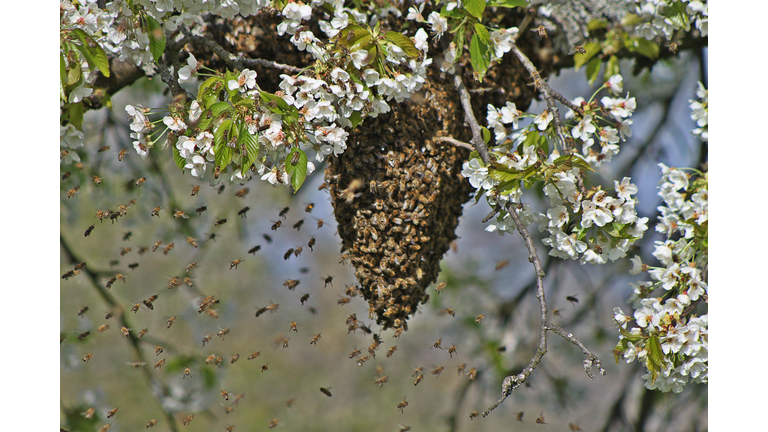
[215,218,228,227]
[569,423,584,431]
[62,171,71,180]
[190,185,200,196]
[495,260,510,271]
[342,179,364,203]
[294,247,303,257]
[305,203,314,213]
[166,316,177,329]
[475,314,485,324]
[467,368,477,381]
[469,411,479,420]
[218,328,230,338]
[248,245,261,254]
[457,363,467,375]
[349,348,362,358]
[105,310,113,320]
[230,259,242,269]
[247,351,261,360]
[84,225,95,237]
[263,234,273,244]
[146,419,158,428]
[289,321,298,332]
[196,206,207,215]
[121,327,131,337]
[182,414,194,426]
[397,396,409,413]
[230,354,240,364]
[283,249,294,260]
[62,270,78,280]
[83,407,95,419]
[183,367,191,378]
[435,282,446,294]
[77,306,89,317]
[224,406,235,414]
[566,295,579,305]
[173,210,189,219]
[97,324,109,333]
[448,345,458,358]
[99,424,111,432]
[282,338,289,349]
[144,295,158,310]
[444,308,456,317]
[536,412,546,424]
[262,364,269,372]
[375,376,389,388]
[185,262,198,273]
[151,240,162,252]
[238,207,250,218]
[67,186,80,199]
[268,419,279,429]
[315,218,325,229]
[221,390,229,401]
[118,149,126,161]
[255,307,268,317]
[234,188,249,198]
[154,345,164,356]
[92,175,102,185]
[386,346,398,358]
[163,243,175,255]
[279,206,290,218]
[199,332,215,346]
[337,298,351,306]
[357,355,369,366]
[300,293,310,305]
[77,331,90,341]
[199,296,220,314]
[307,236,316,251]
[151,206,161,217]
[309,333,322,345]
[531,24,548,38]
[107,408,118,418]
[137,328,148,338]
[82,353,93,362]
[225,426,234,432]
[154,358,165,370]
[214,165,221,179]
[433,338,443,350]
[570,45,587,54]
[319,387,332,397]
[271,220,282,231]
[431,366,445,377]
[135,177,146,187]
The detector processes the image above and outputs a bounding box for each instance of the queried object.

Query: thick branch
[453,73,492,164]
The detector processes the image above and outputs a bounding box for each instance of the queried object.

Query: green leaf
[385,31,420,58]
[626,37,659,60]
[573,42,600,70]
[339,25,371,47]
[473,23,490,44]
[71,29,110,78]
[172,145,186,170]
[469,34,490,81]
[587,19,608,31]
[604,55,620,80]
[488,167,522,183]
[69,102,84,130]
[350,34,374,52]
[214,119,233,169]
[464,0,486,19]
[481,126,491,144]
[259,91,297,118]
[285,148,308,193]
[585,56,602,86]
[197,76,222,109]
[667,1,691,31]
[238,122,260,175]
[60,53,68,89]
[144,15,166,63]
[647,335,665,369]
[199,101,231,131]
[620,13,642,27]
[487,0,528,8]
[349,110,363,128]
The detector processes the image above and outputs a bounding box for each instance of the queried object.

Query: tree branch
[453,72,492,164]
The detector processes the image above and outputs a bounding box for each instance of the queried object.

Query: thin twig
[434,136,475,151]
[175,33,303,73]
[453,72,492,164]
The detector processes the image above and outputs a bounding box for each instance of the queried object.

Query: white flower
[601,96,637,119]
[461,158,494,190]
[350,49,368,69]
[69,83,93,103]
[228,69,258,91]
[427,12,448,40]
[413,28,429,53]
[500,102,520,129]
[572,115,596,140]
[614,177,638,201]
[188,100,202,123]
[606,74,623,95]
[178,54,199,82]
[490,27,517,59]
[406,3,425,22]
[282,2,312,22]
[163,116,187,132]
[534,109,553,131]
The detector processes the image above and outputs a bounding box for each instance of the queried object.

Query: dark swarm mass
[326,78,475,331]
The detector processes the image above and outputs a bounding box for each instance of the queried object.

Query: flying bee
[248,245,261,254]
[234,188,249,198]
[375,376,389,388]
[413,374,424,386]
[135,177,146,187]
[457,363,467,375]
[221,390,229,401]
[448,345,458,358]
[151,206,161,217]
[531,24,548,38]
[83,407,95,419]
[82,353,93,362]
[566,295,579,306]
[307,236,316,251]
[305,203,314,213]
[196,206,207,215]
[200,335,213,347]
[137,328,148,338]
[173,210,189,219]
[337,298,350,306]
[444,308,455,317]
[359,322,372,334]
[77,306,89,317]
[569,423,584,431]
[214,165,221,179]
[357,355,369,366]
[77,331,90,341]
[215,218,228,227]
[283,279,300,290]
[271,220,282,231]
[128,361,147,371]
[218,328,230,338]
[151,240,163,252]
[255,307,268,317]
[199,295,219,314]
[92,175,102,185]
[288,321,298,333]
[435,282,446,294]
[293,219,304,230]
[386,346,398,358]
[319,386,333,397]
[263,234,273,244]
[467,368,477,381]
[397,396,409,413]
[62,270,78,280]
[268,419,279,429]
[294,247,303,257]
[206,309,219,318]
[432,366,445,377]
[238,207,250,218]
[167,276,181,289]
[185,262,198,273]
[84,225,95,237]
[143,295,158,310]
[99,424,111,432]
[62,171,71,180]
[190,185,200,196]
[282,338,289,349]
[120,327,131,337]
[300,293,310,304]
[261,363,269,372]
[182,415,194,426]
[183,367,191,378]
[553,309,561,317]
[166,316,177,329]
[469,412,479,420]
[279,206,290,218]
[536,412,546,424]
[282,248,294,260]
[309,333,321,345]
[163,243,175,255]
[185,237,198,248]
[67,186,80,199]
[118,149,126,161]
[154,358,166,370]
[315,218,325,229]
[230,259,242,269]
[495,260,510,271]
[107,408,118,418]
[349,348,362,359]
[146,419,158,428]
[433,338,443,349]
[229,353,240,364]
[97,324,109,333]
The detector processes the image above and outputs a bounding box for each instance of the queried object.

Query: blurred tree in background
[60,1,707,431]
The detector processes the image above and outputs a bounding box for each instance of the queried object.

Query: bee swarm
[326,80,474,331]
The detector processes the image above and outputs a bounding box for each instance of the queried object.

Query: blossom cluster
[633,0,708,39]
[462,75,647,265]
[613,162,708,392]
[689,81,707,142]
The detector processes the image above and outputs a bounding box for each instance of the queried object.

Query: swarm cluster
[326,80,475,331]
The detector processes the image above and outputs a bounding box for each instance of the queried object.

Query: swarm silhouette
[325,79,475,331]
